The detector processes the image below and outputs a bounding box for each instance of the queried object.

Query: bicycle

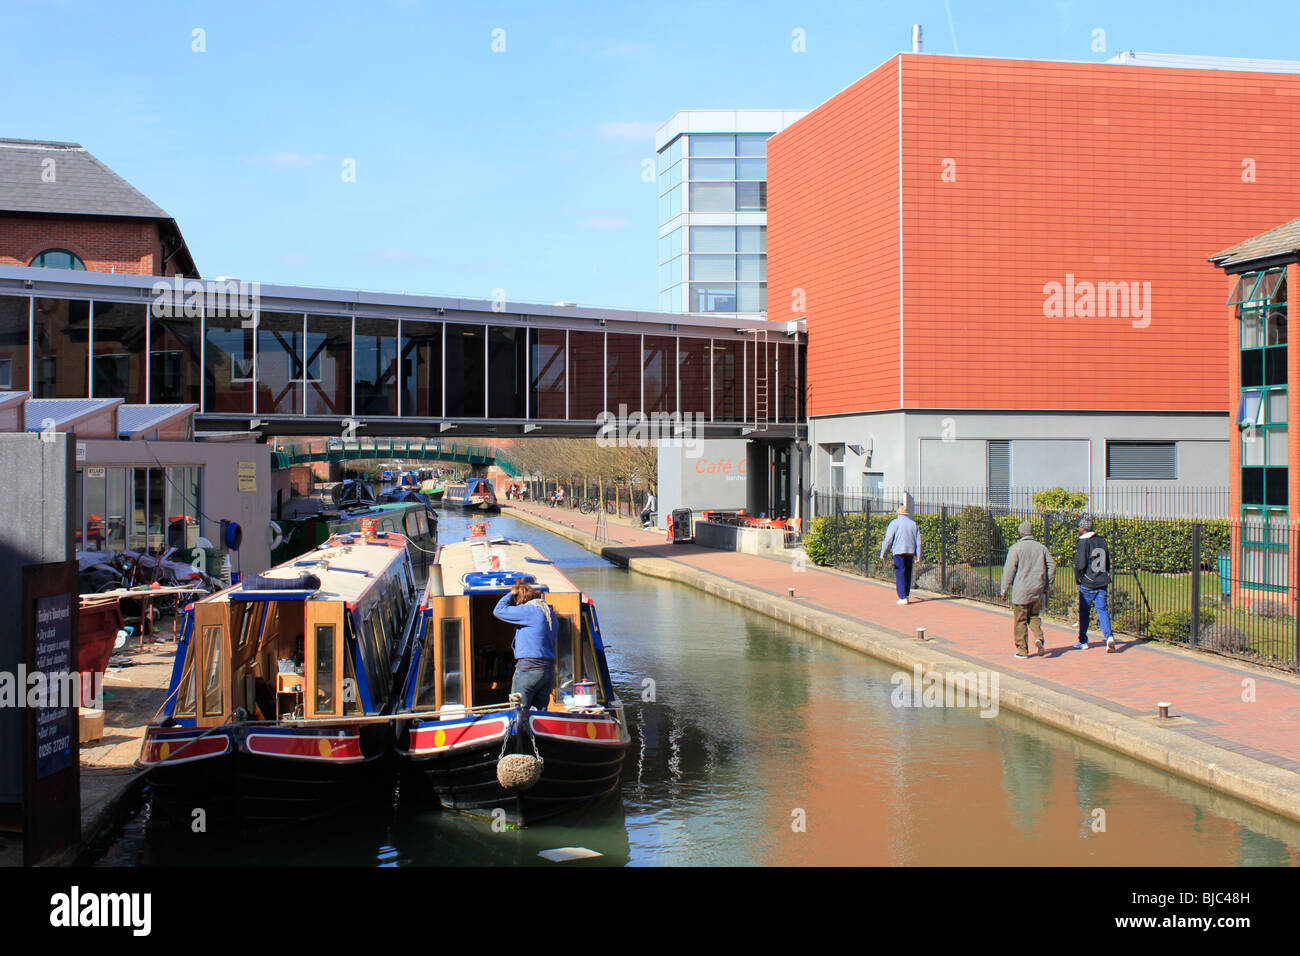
[579,498,615,515]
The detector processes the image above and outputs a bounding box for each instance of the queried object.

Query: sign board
[22,560,80,865]
[75,442,86,462]
[86,466,105,479]
[238,461,257,492]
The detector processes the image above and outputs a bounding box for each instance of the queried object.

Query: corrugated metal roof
[0,139,170,219]
[1106,52,1300,73]
[117,403,196,437]
[23,397,120,429]
[1211,216,1300,268]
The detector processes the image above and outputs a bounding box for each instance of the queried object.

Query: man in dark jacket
[1074,516,1116,652]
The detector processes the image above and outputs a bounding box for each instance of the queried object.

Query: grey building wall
[0,434,74,803]
[809,410,1228,505]
[78,438,272,576]
[657,438,749,527]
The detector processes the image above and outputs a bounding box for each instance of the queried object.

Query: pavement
[79,642,177,841]
[504,500,1300,823]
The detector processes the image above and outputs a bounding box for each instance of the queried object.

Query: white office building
[656,110,806,318]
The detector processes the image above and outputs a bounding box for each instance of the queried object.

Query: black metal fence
[808,487,1300,671]
[522,477,651,521]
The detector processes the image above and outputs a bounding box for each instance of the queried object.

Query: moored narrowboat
[395,535,629,827]
[138,530,422,828]
[439,477,499,512]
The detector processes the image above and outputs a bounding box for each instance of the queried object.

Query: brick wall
[770,54,1300,418]
[0,213,173,275]
[768,59,900,416]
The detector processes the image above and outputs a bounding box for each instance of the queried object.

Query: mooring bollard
[1157,701,1171,720]
[916,627,926,641]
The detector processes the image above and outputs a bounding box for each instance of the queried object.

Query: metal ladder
[749,327,770,432]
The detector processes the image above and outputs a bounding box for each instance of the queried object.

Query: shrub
[1198,623,1252,654]
[806,507,1231,581]
[802,520,827,565]
[915,567,947,593]
[1244,596,1290,619]
[1033,487,1089,516]
[1147,607,1216,642]
[949,566,997,598]
[958,506,1001,566]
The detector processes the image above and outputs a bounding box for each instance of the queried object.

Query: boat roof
[435,537,581,598]
[204,533,408,605]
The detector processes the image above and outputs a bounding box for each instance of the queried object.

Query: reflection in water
[105,508,1300,866]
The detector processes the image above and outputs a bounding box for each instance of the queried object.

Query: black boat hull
[399,710,628,827]
[140,723,394,829]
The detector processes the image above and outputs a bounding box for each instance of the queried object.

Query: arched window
[29,248,86,270]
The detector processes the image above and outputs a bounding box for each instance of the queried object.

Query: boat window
[416,511,429,538]
[174,639,196,717]
[580,634,604,702]
[343,642,361,714]
[442,619,463,706]
[381,517,397,533]
[554,615,576,700]
[415,629,439,710]
[233,602,263,651]
[201,625,224,717]
[314,624,336,715]
[404,510,419,539]
[364,613,389,704]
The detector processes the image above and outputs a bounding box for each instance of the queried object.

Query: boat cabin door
[304,600,345,718]
[193,602,231,728]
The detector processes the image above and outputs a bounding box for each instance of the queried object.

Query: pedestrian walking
[999,520,1056,659]
[1074,516,1116,652]
[880,503,922,605]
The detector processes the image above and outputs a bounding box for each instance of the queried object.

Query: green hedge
[804,509,1229,576]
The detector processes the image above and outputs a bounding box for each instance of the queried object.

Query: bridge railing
[272,435,518,471]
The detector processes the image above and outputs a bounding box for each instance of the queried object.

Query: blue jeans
[1078,587,1113,641]
[511,666,554,711]
[893,554,915,599]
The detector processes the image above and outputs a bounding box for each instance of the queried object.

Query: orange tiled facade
[768,54,1300,419]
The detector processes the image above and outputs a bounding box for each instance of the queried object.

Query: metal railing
[809,487,1299,671]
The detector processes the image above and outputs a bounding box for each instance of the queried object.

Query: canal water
[107,507,1300,866]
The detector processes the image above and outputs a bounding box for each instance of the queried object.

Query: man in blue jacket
[880,503,922,605]
[493,581,559,709]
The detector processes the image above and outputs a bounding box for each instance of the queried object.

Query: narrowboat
[270,500,438,581]
[330,479,376,509]
[137,530,421,828]
[439,477,499,512]
[395,535,629,827]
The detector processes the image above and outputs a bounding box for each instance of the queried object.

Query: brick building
[1211,217,1298,593]
[767,54,1300,507]
[0,138,196,278]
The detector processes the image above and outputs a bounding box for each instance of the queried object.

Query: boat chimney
[912,24,922,53]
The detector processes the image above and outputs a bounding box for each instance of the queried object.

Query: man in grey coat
[999,521,1057,659]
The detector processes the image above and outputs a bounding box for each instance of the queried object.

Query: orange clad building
[767,53,1300,503]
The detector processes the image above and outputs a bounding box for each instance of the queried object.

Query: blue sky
[3,0,1298,311]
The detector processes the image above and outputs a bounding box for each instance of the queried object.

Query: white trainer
[1072,641,1088,650]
